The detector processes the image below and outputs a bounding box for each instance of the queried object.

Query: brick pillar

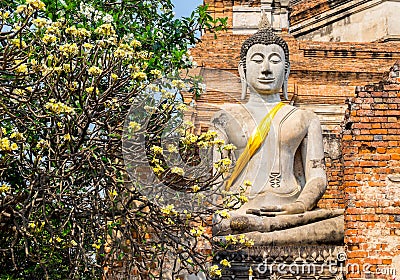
[342,82,400,280]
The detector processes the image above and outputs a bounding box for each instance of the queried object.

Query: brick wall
[342,81,400,279]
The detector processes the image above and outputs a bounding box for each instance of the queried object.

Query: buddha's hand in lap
[259,202,306,216]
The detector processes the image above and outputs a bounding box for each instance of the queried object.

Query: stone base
[214,245,346,280]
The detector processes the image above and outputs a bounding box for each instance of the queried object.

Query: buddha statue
[211,15,344,245]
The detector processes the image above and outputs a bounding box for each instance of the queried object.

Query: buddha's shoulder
[211,104,251,125]
[290,106,321,125]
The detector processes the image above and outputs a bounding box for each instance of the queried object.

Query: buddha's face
[245,43,286,95]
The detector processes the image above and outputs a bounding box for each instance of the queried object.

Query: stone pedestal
[214,245,346,280]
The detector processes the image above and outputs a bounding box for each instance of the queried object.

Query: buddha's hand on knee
[278,201,306,215]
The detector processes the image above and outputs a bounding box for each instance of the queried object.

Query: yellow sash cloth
[225,102,285,191]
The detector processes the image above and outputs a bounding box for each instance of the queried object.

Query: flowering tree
[0,0,253,279]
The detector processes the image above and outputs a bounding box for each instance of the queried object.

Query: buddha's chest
[224,108,308,154]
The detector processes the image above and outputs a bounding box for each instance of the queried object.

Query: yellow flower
[0,184,10,194]
[190,225,205,237]
[199,131,218,141]
[69,82,78,91]
[130,39,142,48]
[66,26,91,38]
[243,180,252,187]
[150,69,162,78]
[239,195,249,203]
[209,265,222,277]
[176,103,188,112]
[220,259,231,268]
[16,5,27,13]
[15,64,28,74]
[56,236,63,243]
[191,185,200,192]
[0,137,11,151]
[36,139,49,149]
[108,189,118,200]
[225,234,237,244]
[152,165,165,175]
[32,18,47,28]
[10,132,24,141]
[85,87,94,94]
[167,144,177,153]
[214,158,232,172]
[70,240,78,246]
[10,143,18,151]
[170,167,184,176]
[217,209,230,219]
[92,243,101,250]
[150,145,163,155]
[88,66,102,76]
[1,128,6,134]
[212,138,225,146]
[223,144,237,151]
[132,71,147,80]
[245,239,254,247]
[181,134,198,145]
[45,25,61,36]
[111,73,118,80]
[83,43,94,50]
[59,43,79,56]
[160,204,178,216]
[95,23,116,36]
[161,90,174,99]
[63,134,71,141]
[171,79,186,89]
[42,34,57,44]
[128,121,141,132]
[26,0,46,10]
[63,64,71,72]
[0,11,10,19]
[44,99,74,114]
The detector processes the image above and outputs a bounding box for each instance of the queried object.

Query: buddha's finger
[260,205,282,212]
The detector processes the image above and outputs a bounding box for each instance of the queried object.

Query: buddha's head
[239,14,290,100]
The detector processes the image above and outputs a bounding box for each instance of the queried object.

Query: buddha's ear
[283,62,290,100]
[238,61,247,100]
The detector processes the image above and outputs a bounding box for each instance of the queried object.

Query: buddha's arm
[296,114,327,211]
[210,112,232,173]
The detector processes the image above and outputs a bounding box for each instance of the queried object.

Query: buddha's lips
[257,78,275,83]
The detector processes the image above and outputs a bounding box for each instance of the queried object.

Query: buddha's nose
[261,60,272,75]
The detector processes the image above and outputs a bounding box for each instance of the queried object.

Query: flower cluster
[0,137,18,152]
[0,184,10,194]
[190,225,205,237]
[170,167,184,176]
[225,234,254,247]
[209,265,222,277]
[213,158,232,173]
[160,204,178,216]
[88,66,102,76]
[44,99,74,115]
[59,43,79,56]
[65,26,91,38]
[95,23,116,37]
